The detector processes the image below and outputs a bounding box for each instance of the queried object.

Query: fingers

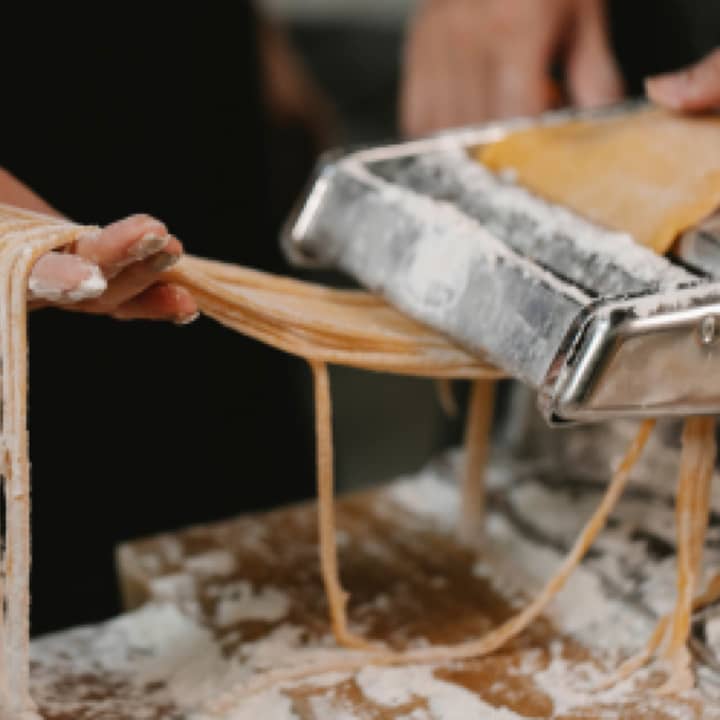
[566,0,625,108]
[86,241,182,310]
[29,211,197,325]
[111,283,199,323]
[73,214,170,278]
[28,252,106,303]
[400,0,576,137]
[490,57,557,119]
[646,49,720,112]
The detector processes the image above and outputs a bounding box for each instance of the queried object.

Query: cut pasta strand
[659,418,715,693]
[311,361,374,650]
[459,380,496,544]
[204,420,655,713]
[0,198,716,717]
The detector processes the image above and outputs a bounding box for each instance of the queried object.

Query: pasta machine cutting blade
[282,105,720,424]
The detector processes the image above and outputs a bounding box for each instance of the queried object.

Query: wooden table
[30,423,720,719]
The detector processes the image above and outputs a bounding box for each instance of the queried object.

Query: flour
[357,665,520,720]
[30,440,720,719]
[481,514,654,652]
[185,550,237,578]
[533,641,651,717]
[307,695,361,720]
[208,688,298,720]
[149,573,197,604]
[344,157,591,309]
[388,471,460,532]
[430,149,693,290]
[212,582,290,627]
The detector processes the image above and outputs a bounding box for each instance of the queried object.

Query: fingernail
[175,311,200,326]
[28,262,107,304]
[149,252,180,273]
[67,264,107,302]
[131,233,170,260]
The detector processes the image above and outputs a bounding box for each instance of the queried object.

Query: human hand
[646,49,720,112]
[259,14,340,148]
[29,214,198,323]
[400,0,624,137]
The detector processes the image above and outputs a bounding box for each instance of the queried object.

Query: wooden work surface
[30,423,720,719]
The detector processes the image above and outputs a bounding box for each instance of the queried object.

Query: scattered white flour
[149,573,197,604]
[31,439,720,719]
[425,149,692,290]
[32,603,225,710]
[209,688,298,720]
[480,514,653,652]
[396,710,431,720]
[185,550,237,578]
[357,665,519,720]
[307,695,362,720]
[533,641,639,716]
[388,471,459,531]
[508,482,597,541]
[157,536,185,566]
[213,582,291,627]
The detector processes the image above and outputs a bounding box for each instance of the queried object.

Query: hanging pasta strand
[435,379,458,417]
[204,419,656,713]
[659,417,716,694]
[459,380,496,544]
[0,202,715,715]
[0,205,95,720]
[311,361,374,650]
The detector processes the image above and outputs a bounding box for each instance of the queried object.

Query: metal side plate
[284,105,720,423]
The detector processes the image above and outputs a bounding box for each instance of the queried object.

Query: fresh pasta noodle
[311,361,375,651]
[435,379,458,418]
[0,203,501,717]
[602,418,717,694]
[205,418,656,714]
[0,205,98,720]
[475,107,720,695]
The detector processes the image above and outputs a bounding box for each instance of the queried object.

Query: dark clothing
[609,0,720,94]
[2,6,315,634]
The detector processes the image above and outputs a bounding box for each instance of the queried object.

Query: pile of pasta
[2,106,720,717]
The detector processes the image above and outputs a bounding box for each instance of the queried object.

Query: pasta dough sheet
[477,107,720,253]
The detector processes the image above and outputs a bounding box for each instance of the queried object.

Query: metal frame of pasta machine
[283,104,720,424]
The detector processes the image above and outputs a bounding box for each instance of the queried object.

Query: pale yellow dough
[478,107,720,253]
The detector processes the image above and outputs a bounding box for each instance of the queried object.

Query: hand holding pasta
[647,48,720,112]
[28,214,198,323]
[400,0,623,136]
[0,167,197,323]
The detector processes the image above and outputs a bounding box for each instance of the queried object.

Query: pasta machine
[283,105,720,424]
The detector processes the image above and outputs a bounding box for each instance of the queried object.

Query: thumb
[566,0,624,108]
[646,49,720,112]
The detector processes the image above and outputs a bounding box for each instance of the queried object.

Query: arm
[400,0,624,137]
[0,167,197,323]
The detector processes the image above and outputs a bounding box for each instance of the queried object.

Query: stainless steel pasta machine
[283,105,720,424]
